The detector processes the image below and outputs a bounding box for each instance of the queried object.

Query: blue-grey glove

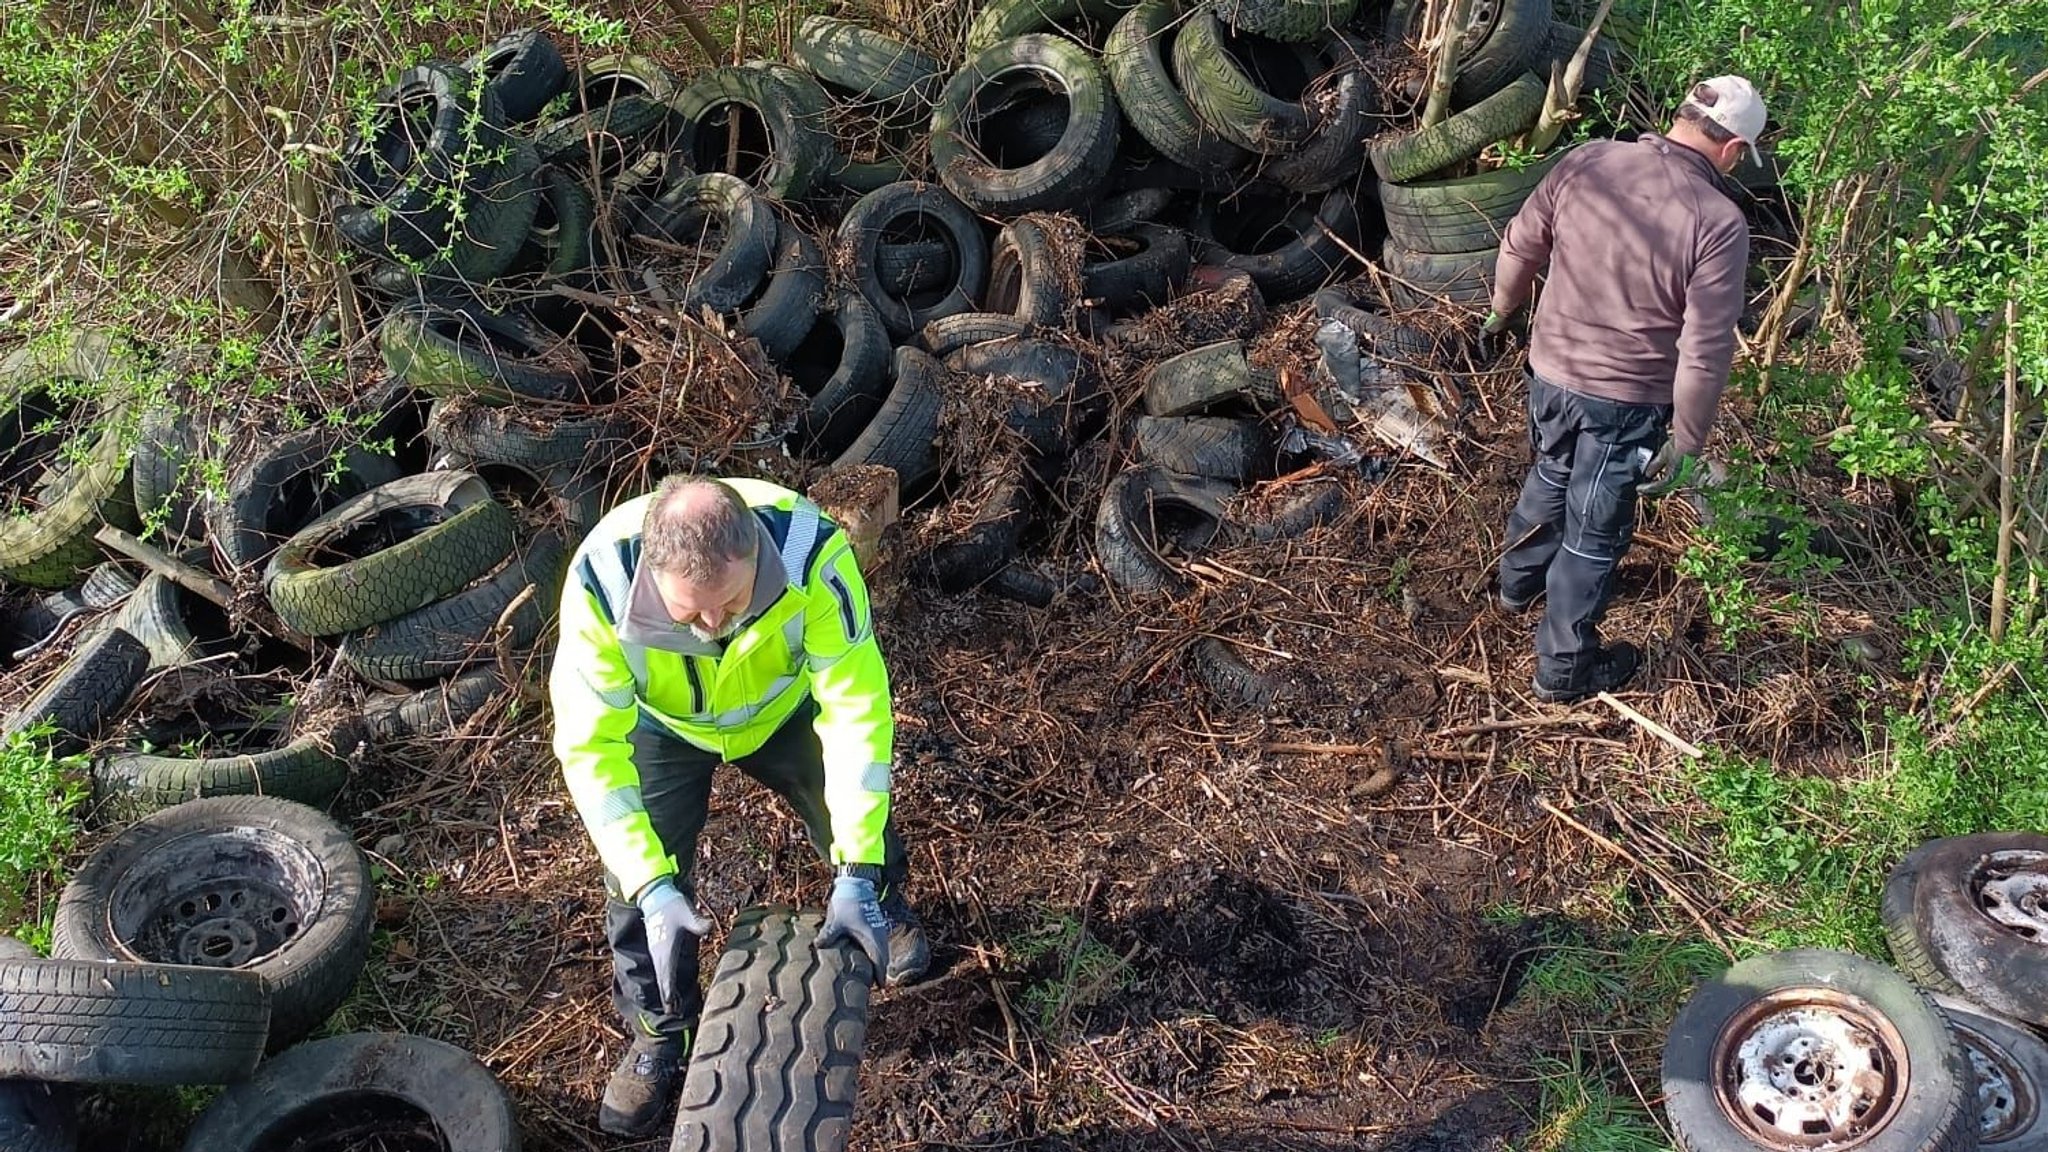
[638,878,712,1014]
[817,874,890,984]
[1637,441,1698,498]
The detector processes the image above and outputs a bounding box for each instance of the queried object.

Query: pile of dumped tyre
[324,0,1607,689]
[1661,832,2048,1152]
[0,795,517,1149]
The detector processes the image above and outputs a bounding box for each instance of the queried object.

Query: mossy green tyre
[1172,6,1319,154]
[1105,0,1250,175]
[265,473,517,638]
[1221,0,1357,41]
[792,16,943,110]
[0,332,141,589]
[1368,72,1546,183]
[1379,148,1565,253]
[94,734,351,817]
[966,0,1141,52]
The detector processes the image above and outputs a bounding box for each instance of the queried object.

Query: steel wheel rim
[1974,851,2048,943]
[107,826,326,970]
[1711,988,1908,1149]
[1952,1020,2034,1143]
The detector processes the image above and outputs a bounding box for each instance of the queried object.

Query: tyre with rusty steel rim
[1661,948,1974,1152]
[1884,833,2048,1028]
[1932,992,2048,1150]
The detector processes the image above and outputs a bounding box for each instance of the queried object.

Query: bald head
[643,476,759,583]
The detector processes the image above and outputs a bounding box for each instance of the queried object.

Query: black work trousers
[1497,372,1671,687]
[604,701,910,1050]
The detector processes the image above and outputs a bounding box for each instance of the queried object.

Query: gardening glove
[638,878,711,1014]
[1478,309,1517,361]
[1637,441,1697,498]
[817,870,890,985]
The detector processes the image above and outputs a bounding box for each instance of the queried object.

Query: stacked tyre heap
[0,335,570,813]
[1658,832,2048,1152]
[327,0,1610,605]
[0,796,518,1150]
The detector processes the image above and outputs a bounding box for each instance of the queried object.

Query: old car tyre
[932,34,1121,214]
[1884,833,2048,1027]
[0,332,141,589]
[0,956,269,1086]
[179,1032,519,1152]
[1660,948,1974,1152]
[265,472,516,638]
[51,795,375,1051]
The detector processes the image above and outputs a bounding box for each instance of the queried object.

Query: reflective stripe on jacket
[549,478,892,899]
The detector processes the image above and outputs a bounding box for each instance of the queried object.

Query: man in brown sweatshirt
[1486,76,1764,702]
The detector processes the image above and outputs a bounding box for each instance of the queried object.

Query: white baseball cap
[1683,75,1766,164]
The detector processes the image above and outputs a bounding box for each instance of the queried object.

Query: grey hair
[642,476,758,581]
[1676,82,1738,144]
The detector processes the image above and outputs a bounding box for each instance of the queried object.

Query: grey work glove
[1637,441,1698,498]
[816,873,890,984]
[638,878,712,1014]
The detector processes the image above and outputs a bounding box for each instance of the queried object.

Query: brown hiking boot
[597,1039,683,1136]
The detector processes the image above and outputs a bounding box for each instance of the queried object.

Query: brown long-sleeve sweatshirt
[1492,133,1750,456]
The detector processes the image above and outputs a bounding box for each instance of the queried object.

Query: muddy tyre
[1134,416,1270,482]
[627,172,779,313]
[51,795,374,1051]
[792,17,943,115]
[830,347,945,488]
[1661,948,1973,1152]
[987,215,1080,324]
[1194,187,1359,303]
[792,290,895,459]
[265,472,515,638]
[425,398,620,474]
[0,956,269,1086]
[1143,340,1256,416]
[1314,287,1449,366]
[1192,637,1281,708]
[0,332,141,589]
[357,666,508,743]
[1884,833,2048,1027]
[1264,43,1373,193]
[1172,8,1323,154]
[131,403,204,546]
[1382,239,1499,307]
[208,428,406,571]
[0,626,148,752]
[949,336,1105,458]
[1369,72,1546,183]
[340,531,567,683]
[671,66,835,201]
[933,34,1121,215]
[378,298,593,406]
[669,906,872,1152]
[837,182,989,338]
[1243,483,1346,541]
[533,54,675,165]
[94,729,353,818]
[1094,465,1234,594]
[920,312,1033,357]
[1930,992,2048,1148]
[180,1032,519,1152]
[742,221,830,363]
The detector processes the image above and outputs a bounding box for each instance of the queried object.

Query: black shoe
[1497,589,1537,614]
[879,891,932,985]
[598,1040,683,1136]
[1532,642,1642,703]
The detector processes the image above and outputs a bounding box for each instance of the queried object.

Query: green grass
[0,729,90,950]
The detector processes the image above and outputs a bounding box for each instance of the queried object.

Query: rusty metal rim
[1710,986,1909,1151]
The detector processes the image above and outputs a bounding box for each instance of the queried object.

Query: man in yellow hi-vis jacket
[551,474,929,1136]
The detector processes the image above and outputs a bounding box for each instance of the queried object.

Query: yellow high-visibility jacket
[550,478,892,900]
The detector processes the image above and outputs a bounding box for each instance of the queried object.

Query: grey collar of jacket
[616,521,789,656]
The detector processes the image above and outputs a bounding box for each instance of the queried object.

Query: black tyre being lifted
[670,906,873,1152]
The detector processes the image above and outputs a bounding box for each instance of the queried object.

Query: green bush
[0,728,89,949]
